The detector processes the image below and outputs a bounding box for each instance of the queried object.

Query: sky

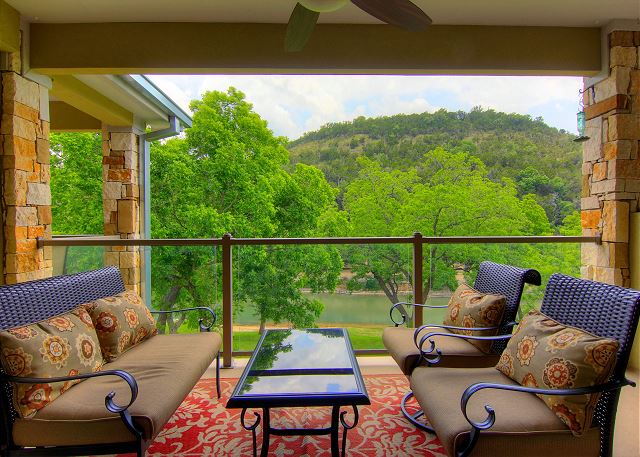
[148,75,583,140]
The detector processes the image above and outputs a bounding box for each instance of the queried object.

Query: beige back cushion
[85,290,158,362]
[0,306,104,418]
[443,283,506,353]
[495,310,619,436]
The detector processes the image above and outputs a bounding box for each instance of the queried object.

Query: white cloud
[148,74,583,139]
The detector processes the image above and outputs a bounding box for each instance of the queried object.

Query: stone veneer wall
[0,50,52,284]
[581,30,640,287]
[102,127,141,292]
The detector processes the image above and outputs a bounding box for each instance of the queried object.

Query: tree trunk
[373,271,399,304]
[428,245,437,298]
[162,285,181,334]
[156,312,168,335]
[259,319,266,334]
[169,313,187,334]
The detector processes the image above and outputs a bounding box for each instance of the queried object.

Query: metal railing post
[222,233,233,368]
[413,232,424,327]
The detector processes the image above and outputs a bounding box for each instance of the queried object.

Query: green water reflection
[236,292,449,326]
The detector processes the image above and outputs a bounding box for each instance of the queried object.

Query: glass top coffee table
[226,328,370,457]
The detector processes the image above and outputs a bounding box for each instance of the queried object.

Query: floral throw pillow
[495,310,619,436]
[442,283,507,353]
[0,306,103,418]
[85,290,157,362]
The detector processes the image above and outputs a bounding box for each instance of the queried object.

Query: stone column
[581,30,640,287]
[102,126,141,292]
[0,50,52,284]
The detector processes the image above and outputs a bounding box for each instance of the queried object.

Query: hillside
[287,108,581,227]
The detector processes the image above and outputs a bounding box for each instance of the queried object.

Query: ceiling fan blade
[351,0,432,32]
[285,3,321,52]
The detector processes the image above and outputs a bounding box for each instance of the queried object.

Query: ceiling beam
[0,0,19,52]
[50,75,133,126]
[29,22,601,76]
[50,101,102,132]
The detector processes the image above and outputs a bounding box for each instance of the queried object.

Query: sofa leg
[216,352,221,398]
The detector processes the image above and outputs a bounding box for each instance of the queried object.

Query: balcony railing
[39,233,599,367]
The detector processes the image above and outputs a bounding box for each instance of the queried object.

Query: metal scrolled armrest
[413,323,506,347]
[389,302,449,326]
[2,369,139,414]
[417,332,514,365]
[460,378,636,431]
[150,306,217,331]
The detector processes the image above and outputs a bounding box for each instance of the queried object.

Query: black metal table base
[241,405,359,457]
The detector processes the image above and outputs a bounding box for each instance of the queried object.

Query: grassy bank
[231,326,386,351]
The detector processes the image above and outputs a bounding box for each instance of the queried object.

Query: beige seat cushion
[410,366,601,457]
[382,326,500,375]
[12,332,222,447]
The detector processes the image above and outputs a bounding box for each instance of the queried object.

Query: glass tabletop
[227,328,369,408]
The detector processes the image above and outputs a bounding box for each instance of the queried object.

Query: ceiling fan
[285,0,432,52]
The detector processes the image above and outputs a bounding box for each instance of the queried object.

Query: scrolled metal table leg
[215,352,221,399]
[260,408,271,457]
[240,408,261,457]
[330,406,340,456]
[339,405,359,457]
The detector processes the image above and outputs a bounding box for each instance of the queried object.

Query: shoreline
[301,289,452,298]
[233,323,389,332]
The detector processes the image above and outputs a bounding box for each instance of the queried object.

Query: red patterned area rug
[121,375,446,456]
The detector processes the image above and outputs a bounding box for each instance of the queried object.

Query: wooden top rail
[39,234,601,248]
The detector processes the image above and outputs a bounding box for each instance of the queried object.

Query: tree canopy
[50,132,103,235]
[150,88,343,332]
[341,148,565,304]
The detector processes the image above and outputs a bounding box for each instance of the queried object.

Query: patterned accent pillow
[442,283,507,354]
[0,306,103,418]
[85,290,157,362]
[495,310,619,436]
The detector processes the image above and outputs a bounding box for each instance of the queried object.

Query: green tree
[150,88,343,333]
[343,148,551,303]
[342,158,418,303]
[50,132,103,235]
[50,132,104,274]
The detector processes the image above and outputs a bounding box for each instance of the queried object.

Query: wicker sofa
[0,267,222,457]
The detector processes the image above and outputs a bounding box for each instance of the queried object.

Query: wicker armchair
[0,267,221,457]
[382,261,541,431]
[411,274,640,457]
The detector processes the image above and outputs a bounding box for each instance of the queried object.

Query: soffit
[7,0,638,27]
[74,75,169,129]
[49,75,190,130]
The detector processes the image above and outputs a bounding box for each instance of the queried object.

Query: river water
[235,292,450,326]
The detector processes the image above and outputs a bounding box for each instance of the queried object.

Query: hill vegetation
[288,108,581,229]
